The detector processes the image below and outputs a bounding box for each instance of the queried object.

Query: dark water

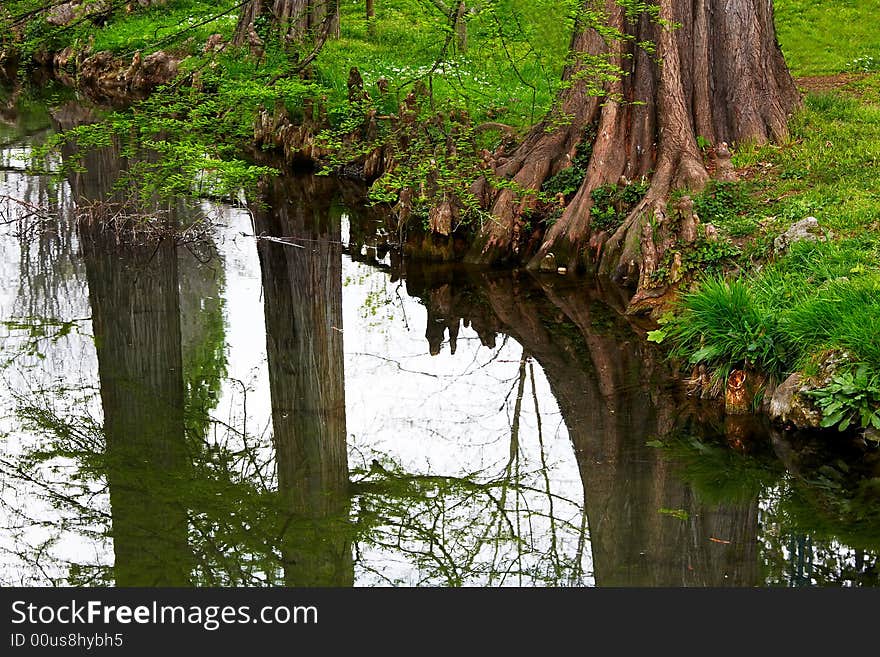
[2,91,880,587]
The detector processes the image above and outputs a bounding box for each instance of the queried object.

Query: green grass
[664,278,789,379]
[669,79,880,388]
[727,81,880,372]
[317,0,571,128]
[4,0,572,131]
[88,0,241,56]
[665,5,880,425]
[775,0,880,76]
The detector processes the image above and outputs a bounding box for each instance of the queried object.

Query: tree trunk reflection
[403,264,761,586]
[251,175,352,586]
[57,104,193,585]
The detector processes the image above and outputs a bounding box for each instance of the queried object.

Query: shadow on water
[2,94,880,586]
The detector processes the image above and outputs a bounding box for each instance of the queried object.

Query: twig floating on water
[240,232,306,248]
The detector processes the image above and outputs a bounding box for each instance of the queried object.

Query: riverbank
[2,0,879,439]
[654,72,880,437]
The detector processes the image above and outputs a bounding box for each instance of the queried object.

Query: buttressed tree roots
[466,0,799,313]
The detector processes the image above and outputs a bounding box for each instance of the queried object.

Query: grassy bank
[657,2,880,432]
[3,0,570,128]
[2,0,572,201]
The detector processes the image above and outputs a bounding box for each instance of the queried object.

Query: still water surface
[2,92,879,587]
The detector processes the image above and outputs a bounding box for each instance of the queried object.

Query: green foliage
[664,278,788,380]
[36,83,278,202]
[5,0,241,66]
[691,181,758,237]
[658,508,689,521]
[540,125,596,198]
[652,236,741,284]
[7,0,880,414]
[319,0,574,128]
[588,179,649,232]
[678,45,880,392]
[318,93,493,232]
[807,367,880,432]
[542,165,585,198]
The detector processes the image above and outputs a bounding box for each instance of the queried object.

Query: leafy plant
[588,179,649,232]
[691,181,755,229]
[664,277,788,380]
[541,125,597,199]
[806,367,880,432]
[542,164,586,198]
[850,55,879,73]
[652,236,741,283]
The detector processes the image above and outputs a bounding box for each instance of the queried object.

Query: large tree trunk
[233,0,340,47]
[466,0,799,312]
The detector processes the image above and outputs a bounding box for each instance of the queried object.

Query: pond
[2,89,880,587]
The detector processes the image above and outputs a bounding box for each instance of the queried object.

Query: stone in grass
[768,350,853,430]
[773,216,831,253]
[768,373,824,429]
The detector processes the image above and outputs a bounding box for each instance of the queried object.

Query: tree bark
[454,1,467,54]
[465,0,799,312]
[233,0,340,47]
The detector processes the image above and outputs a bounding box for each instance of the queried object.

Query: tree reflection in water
[2,101,880,585]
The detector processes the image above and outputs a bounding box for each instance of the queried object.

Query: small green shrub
[541,126,597,199]
[588,179,649,232]
[807,367,880,432]
[542,165,586,198]
[691,181,756,231]
[664,277,788,380]
[652,237,741,283]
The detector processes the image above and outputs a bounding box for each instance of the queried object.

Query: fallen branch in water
[240,233,306,248]
[0,194,55,225]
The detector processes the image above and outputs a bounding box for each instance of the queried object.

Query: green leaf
[646,329,666,343]
[820,411,846,428]
[689,344,720,364]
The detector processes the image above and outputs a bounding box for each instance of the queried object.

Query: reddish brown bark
[233,0,340,47]
[466,0,800,311]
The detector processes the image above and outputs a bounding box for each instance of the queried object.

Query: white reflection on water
[0,164,592,586]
